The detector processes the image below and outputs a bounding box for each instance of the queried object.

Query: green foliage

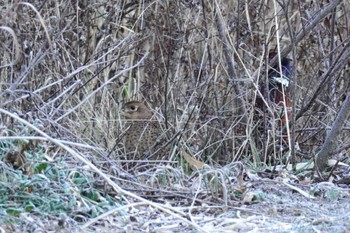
[0,140,122,225]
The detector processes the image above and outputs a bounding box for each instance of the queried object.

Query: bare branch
[316,90,350,172]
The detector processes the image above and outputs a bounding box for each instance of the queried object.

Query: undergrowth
[0,0,349,231]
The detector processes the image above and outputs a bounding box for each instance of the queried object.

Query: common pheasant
[121,101,207,170]
[122,101,169,162]
[260,54,292,123]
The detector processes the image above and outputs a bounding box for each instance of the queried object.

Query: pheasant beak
[121,105,128,118]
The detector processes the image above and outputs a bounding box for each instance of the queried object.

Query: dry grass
[0,0,350,231]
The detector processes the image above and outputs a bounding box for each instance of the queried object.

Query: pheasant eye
[130,105,137,111]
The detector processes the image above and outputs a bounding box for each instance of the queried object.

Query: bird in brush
[122,101,169,161]
[121,101,206,170]
[259,53,292,123]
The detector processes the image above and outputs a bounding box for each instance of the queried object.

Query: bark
[316,91,350,172]
[213,3,247,123]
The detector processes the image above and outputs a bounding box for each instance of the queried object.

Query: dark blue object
[268,56,292,87]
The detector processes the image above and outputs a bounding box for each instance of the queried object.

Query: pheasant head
[123,101,153,120]
[268,52,292,87]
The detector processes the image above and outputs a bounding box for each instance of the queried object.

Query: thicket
[0,0,349,231]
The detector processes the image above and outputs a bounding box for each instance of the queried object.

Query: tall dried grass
[0,0,349,230]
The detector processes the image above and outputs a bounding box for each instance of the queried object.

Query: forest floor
[97,177,350,233]
[1,155,349,233]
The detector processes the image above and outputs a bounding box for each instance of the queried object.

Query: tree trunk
[316,90,350,172]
